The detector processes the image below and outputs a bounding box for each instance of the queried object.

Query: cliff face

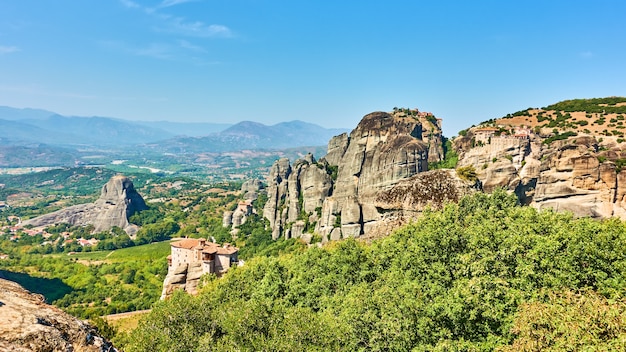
[160,261,204,299]
[0,278,116,352]
[22,175,147,234]
[531,138,626,218]
[263,110,454,240]
[455,127,626,219]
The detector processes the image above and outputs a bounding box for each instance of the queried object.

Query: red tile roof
[475,127,499,132]
[171,238,200,250]
[171,238,238,255]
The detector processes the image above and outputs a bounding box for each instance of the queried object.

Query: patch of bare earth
[497,109,626,140]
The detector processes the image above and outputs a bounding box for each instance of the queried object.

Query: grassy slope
[68,240,172,262]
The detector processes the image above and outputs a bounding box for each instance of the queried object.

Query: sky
[1,1,625,136]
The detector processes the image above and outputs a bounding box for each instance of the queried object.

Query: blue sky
[1,0,625,136]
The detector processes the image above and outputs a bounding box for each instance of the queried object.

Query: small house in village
[167,238,239,275]
[473,127,500,144]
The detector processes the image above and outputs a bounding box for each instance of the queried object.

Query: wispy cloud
[100,40,218,65]
[0,84,97,99]
[112,0,230,64]
[120,0,232,38]
[159,0,199,8]
[0,84,169,102]
[0,45,19,54]
[161,18,232,38]
[119,0,140,9]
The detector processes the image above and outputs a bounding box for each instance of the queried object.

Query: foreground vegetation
[123,191,626,351]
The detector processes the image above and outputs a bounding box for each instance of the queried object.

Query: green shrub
[543,131,578,145]
[456,165,478,182]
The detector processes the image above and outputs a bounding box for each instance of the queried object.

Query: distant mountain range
[152,120,348,153]
[0,106,347,150]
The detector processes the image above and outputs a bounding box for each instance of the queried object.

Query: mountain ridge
[0,105,347,151]
[152,120,349,153]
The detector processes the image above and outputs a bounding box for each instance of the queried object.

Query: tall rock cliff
[263,109,458,240]
[22,175,148,234]
[455,99,626,219]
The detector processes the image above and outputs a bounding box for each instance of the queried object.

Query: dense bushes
[544,97,626,114]
[134,219,180,244]
[542,131,578,144]
[126,190,626,351]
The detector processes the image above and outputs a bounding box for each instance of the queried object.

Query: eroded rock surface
[0,278,116,352]
[456,126,626,219]
[160,262,204,299]
[263,109,450,240]
[22,175,147,234]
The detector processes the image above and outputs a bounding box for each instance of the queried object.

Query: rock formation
[0,277,117,352]
[22,175,147,234]
[160,261,204,299]
[222,179,262,230]
[375,169,480,212]
[359,169,478,239]
[240,179,264,200]
[261,99,626,240]
[455,120,626,219]
[263,109,450,240]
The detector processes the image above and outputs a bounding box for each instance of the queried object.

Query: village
[0,215,106,255]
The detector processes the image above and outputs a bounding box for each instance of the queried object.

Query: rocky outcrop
[530,138,626,218]
[263,109,447,240]
[456,126,626,219]
[223,179,263,230]
[263,154,333,239]
[0,277,116,352]
[22,175,147,234]
[159,262,204,299]
[240,179,263,200]
[361,169,480,239]
[456,136,532,192]
[375,169,480,212]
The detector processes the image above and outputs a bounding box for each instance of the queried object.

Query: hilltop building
[167,238,239,275]
[161,238,239,299]
[473,127,499,144]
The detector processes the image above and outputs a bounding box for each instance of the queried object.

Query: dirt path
[105,309,151,322]
[105,309,151,332]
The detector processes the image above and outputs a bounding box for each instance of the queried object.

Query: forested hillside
[124,191,626,351]
[0,174,303,320]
